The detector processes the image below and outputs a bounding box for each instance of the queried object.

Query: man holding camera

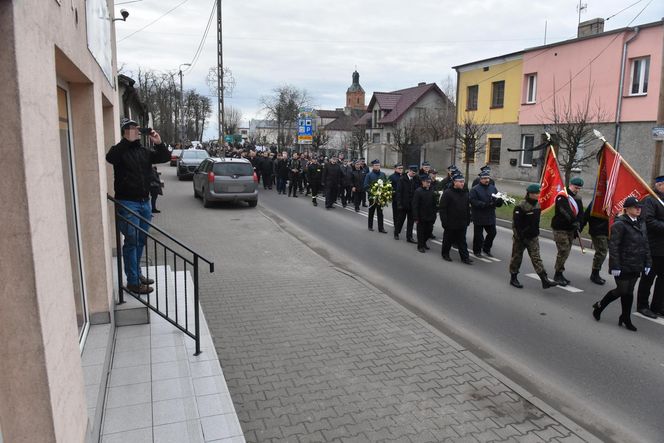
[106,118,170,294]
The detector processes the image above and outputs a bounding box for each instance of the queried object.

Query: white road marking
[525,274,584,292]
[633,313,664,326]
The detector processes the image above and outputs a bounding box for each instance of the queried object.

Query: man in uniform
[276,153,289,195]
[412,176,436,253]
[322,156,342,209]
[388,163,403,226]
[469,170,502,257]
[551,177,584,286]
[364,159,388,233]
[287,152,301,197]
[583,205,609,285]
[471,165,496,188]
[636,175,664,318]
[351,161,365,212]
[394,165,418,242]
[439,173,472,264]
[510,184,558,289]
[306,157,323,206]
[340,159,354,208]
[441,164,459,190]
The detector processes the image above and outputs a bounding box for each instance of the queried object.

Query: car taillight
[208,172,215,183]
[253,172,258,183]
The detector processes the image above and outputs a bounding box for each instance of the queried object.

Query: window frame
[629,57,650,96]
[525,74,537,104]
[466,85,478,111]
[491,81,505,108]
[520,134,535,167]
[487,137,501,164]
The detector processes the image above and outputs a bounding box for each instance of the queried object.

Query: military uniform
[551,178,584,285]
[307,162,323,206]
[583,205,609,284]
[322,160,342,208]
[395,168,418,242]
[364,162,388,232]
[439,176,471,263]
[412,180,437,252]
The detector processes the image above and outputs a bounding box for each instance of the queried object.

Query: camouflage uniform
[510,197,545,274]
[551,189,584,273]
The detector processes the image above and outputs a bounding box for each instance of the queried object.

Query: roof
[317,109,345,119]
[347,84,365,93]
[355,113,372,126]
[367,83,450,125]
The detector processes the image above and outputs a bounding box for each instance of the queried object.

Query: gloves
[610,269,621,277]
[644,267,651,275]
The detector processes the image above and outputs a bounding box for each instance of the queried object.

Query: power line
[606,0,645,21]
[118,0,190,43]
[182,0,217,74]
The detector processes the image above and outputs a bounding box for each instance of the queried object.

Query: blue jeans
[118,199,152,286]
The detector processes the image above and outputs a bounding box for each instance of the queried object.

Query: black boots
[538,272,558,289]
[553,271,569,286]
[619,315,637,331]
[592,301,604,321]
[590,269,605,285]
[312,198,317,206]
[510,273,523,289]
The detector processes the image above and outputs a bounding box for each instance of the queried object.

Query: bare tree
[454,113,490,181]
[351,125,367,158]
[223,106,242,135]
[259,85,310,149]
[542,77,607,185]
[311,128,330,154]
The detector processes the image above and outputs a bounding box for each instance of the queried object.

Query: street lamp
[178,63,191,144]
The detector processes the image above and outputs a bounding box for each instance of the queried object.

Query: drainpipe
[452,69,460,164]
[614,27,640,151]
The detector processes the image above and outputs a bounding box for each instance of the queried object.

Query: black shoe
[362,204,368,207]
[538,272,558,289]
[637,308,658,319]
[139,275,155,285]
[483,251,493,257]
[355,207,360,212]
[313,200,318,207]
[590,270,605,285]
[592,302,603,321]
[654,308,664,316]
[461,258,473,265]
[151,209,161,214]
[429,234,436,239]
[473,251,482,257]
[418,247,426,253]
[619,315,637,331]
[406,238,416,244]
[424,245,430,250]
[343,204,347,208]
[394,234,399,240]
[379,229,388,234]
[553,272,568,287]
[292,195,298,198]
[368,227,374,231]
[442,255,452,262]
[510,273,523,289]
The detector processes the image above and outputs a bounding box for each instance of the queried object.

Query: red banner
[590,143,658,223]
[539,145,566,212]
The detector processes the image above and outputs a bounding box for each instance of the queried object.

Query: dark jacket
[388,172,401,199]
[513,197,541,240]
[551,189,583,231]
[276,158,289,179]
[340,164,354,187]
[260,157,274,175]
[439,187,470,229]
[469,182,501,225]
[643,191,664,256]
[149,167,161,189]
[351,169,365,190]
[609,214,651,273]
[583,206,609,237]
[322,162,342,188]
[106,138,170,201]
[363,170,387,192]
[307,163,323,186]
[412,187,437,222]
[287,158,301,179]
[396,174,418,211]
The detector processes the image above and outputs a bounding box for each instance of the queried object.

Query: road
[160,167,664,442]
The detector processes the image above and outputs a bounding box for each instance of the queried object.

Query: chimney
[418,82,426,86]
[577,18,604,38]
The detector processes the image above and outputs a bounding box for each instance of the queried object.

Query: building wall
[520,24,662,125]
[457,58,523,125]
[0,1,118,441]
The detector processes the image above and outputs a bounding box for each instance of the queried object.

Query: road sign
[298,113,314,145]
[652,127,664,141]
[224,135,234,143]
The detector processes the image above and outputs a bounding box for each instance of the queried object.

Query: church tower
[346,70,366,111]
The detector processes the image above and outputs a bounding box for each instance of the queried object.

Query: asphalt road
[159,167,663,442]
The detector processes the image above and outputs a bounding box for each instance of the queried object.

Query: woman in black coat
[592,197,652,331]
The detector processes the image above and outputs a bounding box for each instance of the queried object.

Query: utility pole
[217,0,224,143]
[178,63,191,144]
[651,33,664,182]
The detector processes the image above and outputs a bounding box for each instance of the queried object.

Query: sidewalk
[155,198,600,443]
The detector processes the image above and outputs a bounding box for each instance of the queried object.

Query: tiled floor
[100,267,244,443]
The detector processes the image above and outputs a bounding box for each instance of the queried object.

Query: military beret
[527,184,541,193]
[371,159,380,165]
[655,175,664,183]
[623,196,642,208]
[570,177,584,187]
[453,173,465,181]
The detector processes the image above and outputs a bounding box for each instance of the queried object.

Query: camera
[120,9,129,20]
[139,127,153,136]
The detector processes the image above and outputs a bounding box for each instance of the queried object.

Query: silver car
[193,157,258,207]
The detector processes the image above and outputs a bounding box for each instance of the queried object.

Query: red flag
[590,142,660,224]
[539,145,566,212]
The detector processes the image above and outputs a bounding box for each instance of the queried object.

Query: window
[629,57,649,95]
[525,74,537,103]
[488,138,501,164]
[521,135,534,166]
[491,81,505,108]
[372,132,380,143]
[387,132,391,144]
[466,85,478,110]
[213,163,253,176]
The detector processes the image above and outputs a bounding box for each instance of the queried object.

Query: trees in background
[260,85,310,149]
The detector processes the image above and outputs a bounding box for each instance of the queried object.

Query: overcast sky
[115,0,663,140]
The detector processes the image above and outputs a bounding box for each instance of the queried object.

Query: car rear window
[181,150,209,159]
[213,163,253,176]
[171,149,182,156]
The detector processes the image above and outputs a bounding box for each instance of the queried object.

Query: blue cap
[408,164,418,171]
[422,161,431,166]
[371,159,380,165]
[479,171,490,178]
[655,175,664,183]
[453,173,465,181]
[394,163,402,168]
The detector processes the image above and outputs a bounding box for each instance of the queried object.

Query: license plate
[226,185,244,193]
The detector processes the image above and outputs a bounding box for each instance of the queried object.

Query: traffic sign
[298,113,314,145]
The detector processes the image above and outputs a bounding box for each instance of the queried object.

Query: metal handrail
[108,195,214,354]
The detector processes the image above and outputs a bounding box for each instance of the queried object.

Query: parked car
[169,149,183,166]
[176,149,209,180]
[193,157,258,208]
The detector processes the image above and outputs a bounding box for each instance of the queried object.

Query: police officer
[394,165,418,242]
[592,197,652,331]
[306,158,323,206]
[471,165,496,188]
[287,152,301,197]
[583,206,609,285]
[351,161,365,212]
[469,170,502,257]
[276,153,289,195]
[388,163,403,226]
[636,175,664,318]
[364,159,388,233]
[510,184,558,289]
[439,173,472,264]
[441,164,458,191]
[322,156,342,209]
[339,159,354,208]
[412,176,436,253]
[551,177,584,286]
